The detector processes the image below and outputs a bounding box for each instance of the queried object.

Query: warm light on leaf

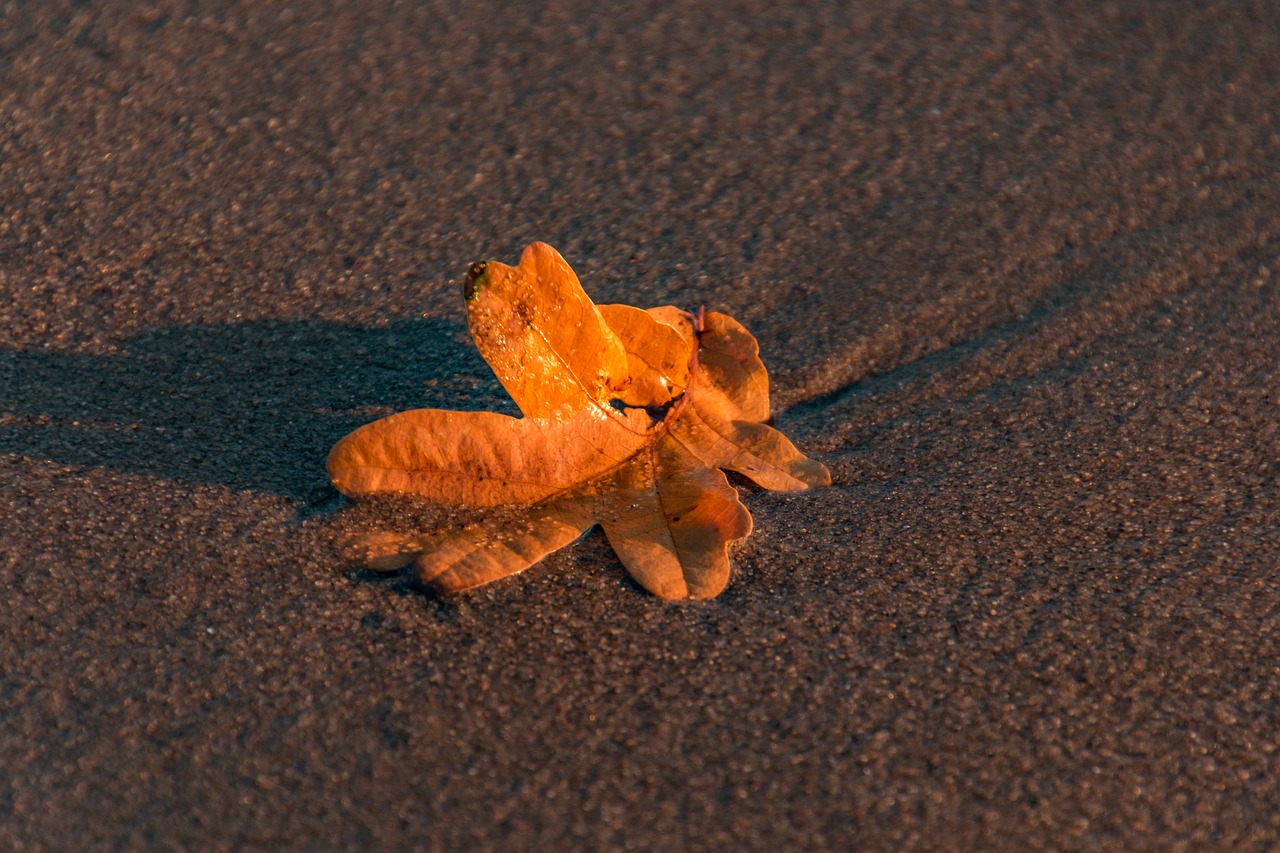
[464,242,632,419]
[327,242,830,600]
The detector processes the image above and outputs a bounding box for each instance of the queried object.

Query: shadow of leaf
[0,319,509,503]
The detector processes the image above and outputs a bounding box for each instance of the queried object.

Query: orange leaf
[327,405,652,506]
[464,242,631,420]
[598,436,752,599]
[597,303,690,410]
[327,243,828,599]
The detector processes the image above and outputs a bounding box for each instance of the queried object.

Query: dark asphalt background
[3,1,1278,849]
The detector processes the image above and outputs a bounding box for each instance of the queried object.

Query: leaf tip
[806,459,833,488]
[522,241,561,262]
[325,437,356,494]
[463,260,489,301]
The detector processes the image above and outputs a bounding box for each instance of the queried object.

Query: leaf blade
[415,503,593,593]
[326,406,648,506]
[466,242,631,420]
[697,310,771,423]
[670,403,832,491]
[598,303,692,409]
[600,437,753,600]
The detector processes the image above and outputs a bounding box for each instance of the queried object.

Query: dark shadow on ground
[0,319,510,503]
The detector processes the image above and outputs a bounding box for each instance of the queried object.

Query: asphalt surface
[3,1,1278,849]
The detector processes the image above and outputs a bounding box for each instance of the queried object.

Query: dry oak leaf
[327,242,829,600]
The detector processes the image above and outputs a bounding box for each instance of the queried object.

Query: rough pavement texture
[2,1,1278,849]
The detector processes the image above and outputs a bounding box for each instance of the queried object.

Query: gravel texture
[2,1,1278,849]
